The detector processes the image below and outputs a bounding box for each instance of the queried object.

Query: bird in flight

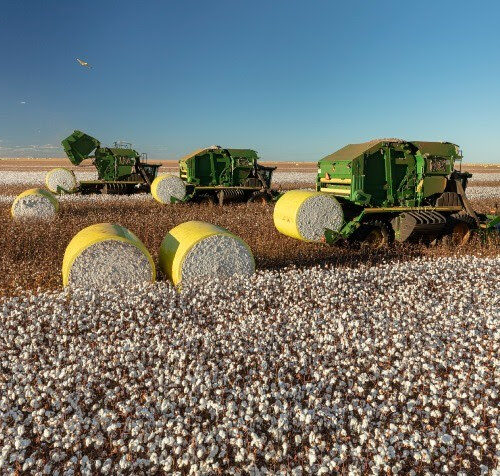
[76,58,92,68]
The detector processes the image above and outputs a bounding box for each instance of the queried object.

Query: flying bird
[76,58,92,68]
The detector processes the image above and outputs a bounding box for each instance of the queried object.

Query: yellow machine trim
[319,177,352,184]
[62,223,155,286]
[320,187,351,195]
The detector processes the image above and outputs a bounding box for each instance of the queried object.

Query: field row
[1,186,499,206]
[1,198,498,297]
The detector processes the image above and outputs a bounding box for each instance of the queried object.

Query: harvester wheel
[198,195,216,206]
[248,192,270,204]
[360,220,393,249]
[443,213,475,246]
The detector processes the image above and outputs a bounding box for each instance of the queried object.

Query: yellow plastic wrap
[62,223,156,286]
[274,189,315,240]
[151,174,186,204]
[151,175,165,203]
[45,167,78,193]
[273,189,344,242]
[11,188,59,217]
[159,221,254,285]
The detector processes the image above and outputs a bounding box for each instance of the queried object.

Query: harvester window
[427,157,449,172]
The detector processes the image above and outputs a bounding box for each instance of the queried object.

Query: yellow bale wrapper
[11,188,59,219]
[151,174,187,204]
[159,221,255,286]
[273,189,344,242]
[62,223,156,287]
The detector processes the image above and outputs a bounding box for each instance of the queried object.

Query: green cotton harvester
[61,130,161,194]
[276,138,498,246]
[317,139,498,245]
[178,146,277,204]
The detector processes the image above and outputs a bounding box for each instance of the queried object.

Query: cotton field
[273,171,317,185]
[1,257,499,474]
[0,163,499,475]
[0,171,97,185]
[464,186,500,200]
[469,172,500,182]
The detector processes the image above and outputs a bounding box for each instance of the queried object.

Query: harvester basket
[61,130,100,165]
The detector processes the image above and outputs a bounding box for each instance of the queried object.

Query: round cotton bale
[11,188,59,220]
[62,223,156,288]
[45,167,78,193]
[159,221,255,286]
[151,174,186,204]
[273,190,344,242]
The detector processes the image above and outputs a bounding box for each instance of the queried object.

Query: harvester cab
[61,130,160,194]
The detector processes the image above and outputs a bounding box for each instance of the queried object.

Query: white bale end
[151,175,186,204]
[62,223,156,288]
[45,168,78,193]
[68,240,154,289]
[296,194,344,241]
[182,235,255,282]
[11,188,59,220]
[159,221,255,285]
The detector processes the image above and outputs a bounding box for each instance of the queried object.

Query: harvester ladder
[396,167,417,199]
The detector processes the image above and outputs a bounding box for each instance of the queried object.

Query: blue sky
[0,0,499,162]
